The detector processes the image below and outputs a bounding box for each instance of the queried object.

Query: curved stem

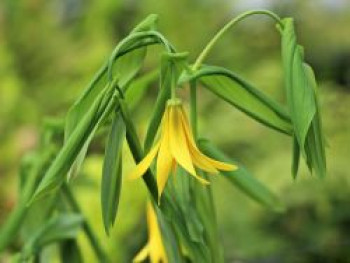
[192,10,283,71]
[170,65,177,100]
[108,31,174,82]
[118,98,159,201]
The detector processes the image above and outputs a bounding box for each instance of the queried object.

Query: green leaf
[199,139,285,212]
[144,52,188,151]
[106,13,160,86]
[66,49,145,180]
[21,214,83,259]
[185,65,293,135]
[64,14,156,180]
[280,18,326,178]
[280,18,316,151]
[101,111,125,234]
[65,13,159,147]
[131,14,159,33]
[31,86,117,202]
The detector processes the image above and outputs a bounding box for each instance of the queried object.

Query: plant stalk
[189,81,198,139]
[118,99,159,201]
[192,10,283,71]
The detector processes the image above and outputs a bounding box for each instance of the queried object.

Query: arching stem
[192,10,283,71]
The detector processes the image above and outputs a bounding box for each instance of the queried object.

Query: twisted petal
[156,108,173,201]
[180,107,237,172]
[129,142,160,180]
[169,105,209,185]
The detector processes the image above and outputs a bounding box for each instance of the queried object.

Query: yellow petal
[179,106,197,146]
[180,107,237,172]
[156,108,173,202]
[169,105,209,185]
[129,142,160,180]
[178,111,218,173]
[147,204,168,263]
[179,107,219,173]
[133,244,150,263]
[189,146,219,174]
[202,156,237,171]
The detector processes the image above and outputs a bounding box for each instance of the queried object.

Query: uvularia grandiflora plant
[0,10,326,263]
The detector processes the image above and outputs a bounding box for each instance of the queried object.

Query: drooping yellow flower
[133,203,168,263]
[129,99,237,201]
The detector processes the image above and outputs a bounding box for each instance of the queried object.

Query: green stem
[189,81,198,139]
[192,10,283,71]
[62,184,108,263]
[118,99,159,201]
[108,31,174,81]
[189,78,223,262]
[170,64,177,100]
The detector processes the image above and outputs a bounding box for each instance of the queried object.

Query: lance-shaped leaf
[144,52,189,151]
[30,86,117,202]
[280,18,316,149]
[21,214,84,260]
[184,66,292,135]
[101,111,125,234]
[280,18,326,178]
[65,50,144,181]
[199,139,284,212]
[65,14,159,179]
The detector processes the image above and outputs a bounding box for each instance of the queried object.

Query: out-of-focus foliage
[0,0,349,262]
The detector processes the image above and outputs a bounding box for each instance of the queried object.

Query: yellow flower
[129,99,237,201]
[133,203,168,263]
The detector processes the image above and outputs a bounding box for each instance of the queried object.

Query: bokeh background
[1,0,350,262]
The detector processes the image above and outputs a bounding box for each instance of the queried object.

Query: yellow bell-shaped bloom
[133,203,168,263]
[129,99,237,201]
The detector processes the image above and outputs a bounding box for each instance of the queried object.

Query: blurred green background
[1,0,350,262]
